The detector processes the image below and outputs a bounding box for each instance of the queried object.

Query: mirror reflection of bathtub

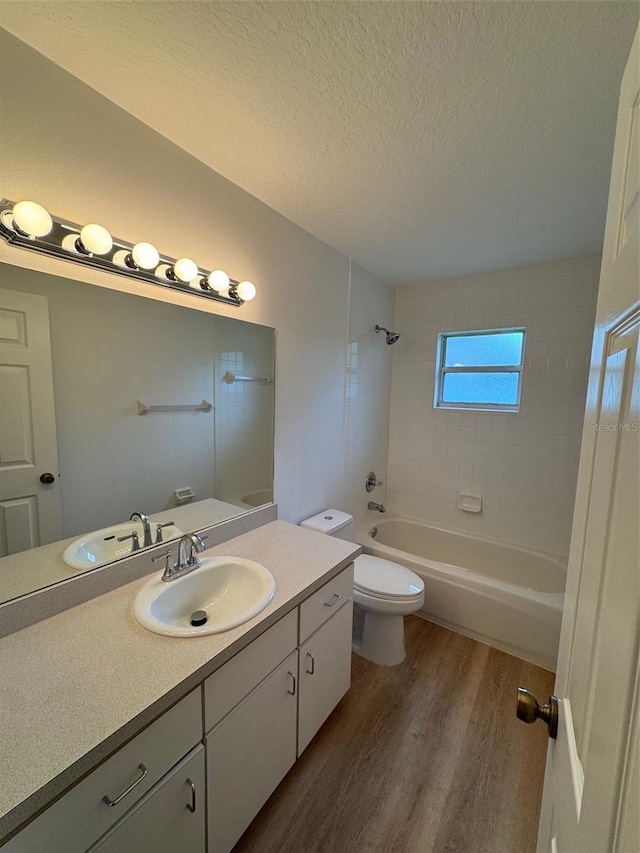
[234,488,274,509]
[358,516,566,671]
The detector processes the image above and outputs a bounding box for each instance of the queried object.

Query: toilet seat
[354,554,424,601]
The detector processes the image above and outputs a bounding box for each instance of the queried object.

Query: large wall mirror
[0,261,275,604]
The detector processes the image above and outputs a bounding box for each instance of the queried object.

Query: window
[434,328,526,411]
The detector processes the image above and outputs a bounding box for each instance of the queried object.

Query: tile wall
[387,256,600,559]
[342,262,395,529]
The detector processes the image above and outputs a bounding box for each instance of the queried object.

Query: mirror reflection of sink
[62,522,183,570]
[132,556,277,637]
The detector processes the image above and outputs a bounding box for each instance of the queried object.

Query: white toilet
[300,509,425,666]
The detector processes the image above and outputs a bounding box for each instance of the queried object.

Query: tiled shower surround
[387,256,600,559]
[342,262,395,528]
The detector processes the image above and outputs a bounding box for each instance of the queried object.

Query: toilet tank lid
[300,509,353,534]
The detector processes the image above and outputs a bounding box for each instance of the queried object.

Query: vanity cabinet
[5,563,355,853]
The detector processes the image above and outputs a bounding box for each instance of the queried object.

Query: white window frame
[434,327,526,412]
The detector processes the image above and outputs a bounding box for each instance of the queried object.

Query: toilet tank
[300,509,355,542]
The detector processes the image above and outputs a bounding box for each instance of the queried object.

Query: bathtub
[358,517,565,671]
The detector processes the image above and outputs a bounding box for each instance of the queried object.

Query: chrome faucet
[130,512,153,548]
[368,501,386,513]
[152,532,207,582]
[177,532,207,571]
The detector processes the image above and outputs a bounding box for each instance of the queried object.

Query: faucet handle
[152,549,175,580]
[117,531,140,551]
[365,471,384,492]
[155,521,176,543]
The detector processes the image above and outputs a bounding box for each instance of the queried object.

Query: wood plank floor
[234,616,555,853]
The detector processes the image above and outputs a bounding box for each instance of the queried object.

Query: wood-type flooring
[234,617,554,853]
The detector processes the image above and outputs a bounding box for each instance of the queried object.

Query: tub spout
[368,501,386,513]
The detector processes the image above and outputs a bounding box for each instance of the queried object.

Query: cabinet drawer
[5,689,202,853]
[88,746,205,853]
[299,564,354,643]
[204,608,297,732]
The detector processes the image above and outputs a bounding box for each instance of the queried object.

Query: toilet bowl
[300,510,425,666]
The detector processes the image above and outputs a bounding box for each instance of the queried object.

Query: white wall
[0,31,391,526]
[388,256,600,559]
[342,261,395,529]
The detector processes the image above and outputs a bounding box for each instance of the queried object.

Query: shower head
[375,325,400,345]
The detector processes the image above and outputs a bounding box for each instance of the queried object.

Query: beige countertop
[0,520,360,842]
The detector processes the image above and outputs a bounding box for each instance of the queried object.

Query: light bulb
[207,269,230,291]
[131,242,160,270]
[79,223,113,255]
[12,201,53,237]
[172,257,198,283]
[237,280,256,301]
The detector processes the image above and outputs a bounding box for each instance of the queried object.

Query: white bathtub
[358,517,565,671]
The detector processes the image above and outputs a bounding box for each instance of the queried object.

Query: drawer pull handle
[324,593,341,608]
[186,777,197,813]
[287,671,297,695]
[306,653,315,675]
[103,763,148,807]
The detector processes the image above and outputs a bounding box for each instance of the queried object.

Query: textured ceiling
[1,1,638,284]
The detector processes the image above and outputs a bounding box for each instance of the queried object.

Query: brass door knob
[40,472,55,484]
[516,687,558,739]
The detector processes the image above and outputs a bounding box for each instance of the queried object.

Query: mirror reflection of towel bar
[222,371,272,385]
[137,399,213,415]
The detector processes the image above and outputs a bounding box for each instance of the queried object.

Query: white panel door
[0,286,61,555]
[537,25,640,853]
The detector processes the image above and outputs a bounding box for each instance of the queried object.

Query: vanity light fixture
[0,198,257,307]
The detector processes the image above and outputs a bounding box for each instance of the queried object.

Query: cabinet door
[88,746,205,853]
[298,599,353,755]
[206,651,298,853]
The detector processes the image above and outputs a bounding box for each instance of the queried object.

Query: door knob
[516,687,558,739]
[40,472,56,484]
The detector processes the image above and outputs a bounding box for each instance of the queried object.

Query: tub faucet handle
[365,471,384,493]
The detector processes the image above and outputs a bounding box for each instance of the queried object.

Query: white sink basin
[63,522,183,570]
[132,556,277,637]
